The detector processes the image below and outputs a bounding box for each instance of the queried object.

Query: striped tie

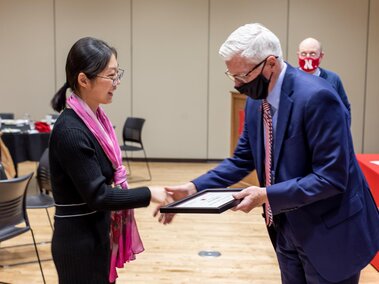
[262,99,274,226]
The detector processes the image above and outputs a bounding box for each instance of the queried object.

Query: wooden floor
[1,161,378,284]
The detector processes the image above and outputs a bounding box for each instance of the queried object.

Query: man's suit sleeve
[335,78,351,117]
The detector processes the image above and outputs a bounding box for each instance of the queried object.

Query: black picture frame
[159,188,242,214]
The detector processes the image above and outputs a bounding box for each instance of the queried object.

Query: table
[356,154,379,271]
[1,132,50,176]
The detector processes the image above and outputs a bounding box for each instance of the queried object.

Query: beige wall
[0,0,55,122]
[1,0,378,159]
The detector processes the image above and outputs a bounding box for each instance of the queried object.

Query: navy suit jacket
[193,63,379,282]
[319,67,351,115]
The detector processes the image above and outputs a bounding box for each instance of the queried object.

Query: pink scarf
[67,93,144,283]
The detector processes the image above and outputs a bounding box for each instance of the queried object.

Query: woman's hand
[149,186,168,204]
[149,186,175,224]
[152,182,197,224]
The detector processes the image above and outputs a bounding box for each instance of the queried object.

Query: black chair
[26,148,54,230]
[120,117,152,181]
[0,113,14,119]
[0,173,46,284]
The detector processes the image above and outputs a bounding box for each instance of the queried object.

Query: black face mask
[235,60,272,100]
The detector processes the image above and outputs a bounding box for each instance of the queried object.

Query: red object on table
[34,121,51,133]
[356,154,379,271]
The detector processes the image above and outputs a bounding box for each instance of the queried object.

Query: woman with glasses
[49,37,168,284]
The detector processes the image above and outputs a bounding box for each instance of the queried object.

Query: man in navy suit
[297,37,351,115]
[160,23,379,283]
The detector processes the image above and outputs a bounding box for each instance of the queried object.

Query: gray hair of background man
[219,23,284,64]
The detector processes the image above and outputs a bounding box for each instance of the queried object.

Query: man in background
[297,37,351,115]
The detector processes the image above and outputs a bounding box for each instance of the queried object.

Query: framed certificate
[159,188,242,214]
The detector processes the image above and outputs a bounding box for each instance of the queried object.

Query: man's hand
[165,182,197,201]
[232,186,268,213]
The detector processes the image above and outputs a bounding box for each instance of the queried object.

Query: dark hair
[51,37,117,112]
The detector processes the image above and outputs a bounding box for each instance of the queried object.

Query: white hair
[219,23,283,64]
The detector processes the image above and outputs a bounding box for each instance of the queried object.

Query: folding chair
[0,173,46,284]
[120,117,152,181]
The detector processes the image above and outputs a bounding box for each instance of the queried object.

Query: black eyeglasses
[299,51,319,58]
[225,56,278,83]
[96,68,125,86]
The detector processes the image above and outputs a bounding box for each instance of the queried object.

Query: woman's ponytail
[51,82,69,112]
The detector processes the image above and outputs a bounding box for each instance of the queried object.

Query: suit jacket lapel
[255,102,265,184]
[273,68,294,172]
[246,99,265,185]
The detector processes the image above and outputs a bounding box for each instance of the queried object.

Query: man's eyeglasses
[299,51,319,58]
[225,58,267,83]
[96,68,125,86]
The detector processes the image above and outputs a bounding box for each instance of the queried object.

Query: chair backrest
[122,117,145,144]
[0,173,34,235]
[0,113,15,119]
[36,148,51,193]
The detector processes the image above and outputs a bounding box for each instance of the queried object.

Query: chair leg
[0,216,53,267]
[45,208,54,231]
[142,148,152,181]
[29,228,46,284]
[0,245,52,266]
[124,150,132,176]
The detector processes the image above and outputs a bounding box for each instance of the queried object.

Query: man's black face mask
[235,59,272,100]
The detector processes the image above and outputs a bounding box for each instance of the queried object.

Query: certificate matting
[159,189,242,214]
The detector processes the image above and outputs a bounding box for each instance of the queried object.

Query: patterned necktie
[262,99,274,226]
